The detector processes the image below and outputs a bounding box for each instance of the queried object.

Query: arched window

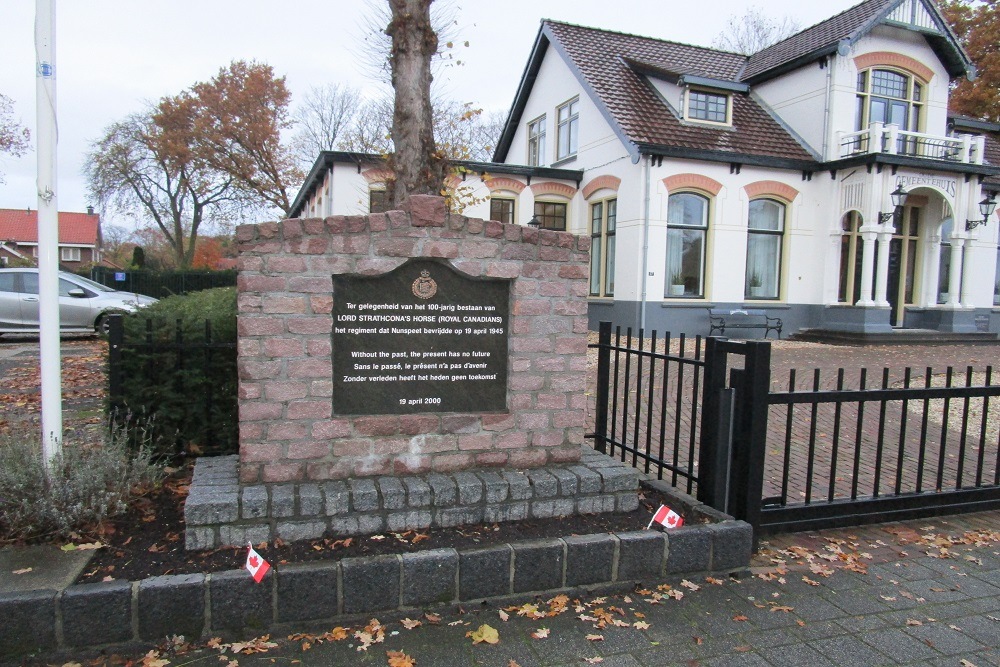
[665,192,709,298]
[856,68,924,152]
[589,198,616,297]
[746,199,785,299]
[838,211,864,304]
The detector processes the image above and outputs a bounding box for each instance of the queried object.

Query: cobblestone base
[185,448,641,550]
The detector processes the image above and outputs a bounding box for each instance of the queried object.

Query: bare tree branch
[292,83,362,166]
[712,7,801,55]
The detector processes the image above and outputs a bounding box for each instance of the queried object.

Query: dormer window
[684,89,731,125]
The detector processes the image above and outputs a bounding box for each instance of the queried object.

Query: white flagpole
[35,0,62,471]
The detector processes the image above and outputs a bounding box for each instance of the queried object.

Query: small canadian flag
[647,504,684,530]
[245,543,271,583]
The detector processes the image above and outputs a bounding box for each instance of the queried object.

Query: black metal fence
[589,321,707,496]
[107,314,238,456]
[759,364,1000,533]
[91,266,236,299]
[590,321,1000,535]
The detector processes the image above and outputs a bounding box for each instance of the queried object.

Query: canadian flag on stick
[647,504,684,530]
[245,543,271,583]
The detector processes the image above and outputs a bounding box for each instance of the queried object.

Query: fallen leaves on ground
[466,624,500,645]
[140,650,170,667]
[530,628,550,639]
[386,650,415,667]
[355,619,386,652]
[400,618,422,630]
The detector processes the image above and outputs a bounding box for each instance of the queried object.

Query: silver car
[0,268,157,335]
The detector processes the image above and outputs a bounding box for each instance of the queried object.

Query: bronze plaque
[332,258,510,415]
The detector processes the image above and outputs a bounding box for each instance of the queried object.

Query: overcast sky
[0,0,860,225]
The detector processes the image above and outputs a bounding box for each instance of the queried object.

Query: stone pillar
[873,225,892,307]
[948,238,964,307]
[959,237,975,307]
[857,228,878,306]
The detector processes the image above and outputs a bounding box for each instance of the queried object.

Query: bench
[707,308,782,339]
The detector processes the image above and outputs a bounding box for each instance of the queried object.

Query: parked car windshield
[67,274,116,292]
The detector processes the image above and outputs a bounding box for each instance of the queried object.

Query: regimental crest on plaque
[411,270,437,299]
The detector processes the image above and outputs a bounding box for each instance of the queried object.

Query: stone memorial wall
[234,195,591,484]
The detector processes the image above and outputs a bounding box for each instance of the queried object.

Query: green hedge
[116,287,238,457]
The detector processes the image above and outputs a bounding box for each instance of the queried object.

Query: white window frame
[60,247,82,262]
[527,115,546,166]
[556,97,579,161]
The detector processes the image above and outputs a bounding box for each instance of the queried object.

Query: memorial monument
[184,195,638,549]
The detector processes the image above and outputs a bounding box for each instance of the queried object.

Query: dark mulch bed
[75,461,680,585]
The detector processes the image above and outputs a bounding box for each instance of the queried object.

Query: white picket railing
[837,122,984,165]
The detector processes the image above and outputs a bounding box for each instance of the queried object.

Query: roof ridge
[751,0,890,57]
[541,19,747,60]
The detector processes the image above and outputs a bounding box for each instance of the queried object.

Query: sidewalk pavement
[33,510,1000,667]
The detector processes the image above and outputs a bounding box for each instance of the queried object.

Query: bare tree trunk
[386,0,445,208]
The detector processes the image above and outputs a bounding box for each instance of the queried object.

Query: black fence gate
[590,320,1000,535]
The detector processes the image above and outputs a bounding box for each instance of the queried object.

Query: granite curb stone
[512,539,565,593]
[276,562,339,623]
[459,545,512,600]
[138,574,205,641]
[0,589,57,659]
[401,549,459,606]
[210,569,274,635]
[616,531,667,581]
[0,519,751,657]
[564,534,616,587]
[708,521,754,572]
[61,580,132,646]
[341,555,400,614]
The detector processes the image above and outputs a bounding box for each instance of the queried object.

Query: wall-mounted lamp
[877,185,909,224]
[965,196,997,231]
[527,216,541,228]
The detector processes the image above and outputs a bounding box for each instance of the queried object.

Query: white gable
[884,0,941,34]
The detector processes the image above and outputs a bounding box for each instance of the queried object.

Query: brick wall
[235,195,591,484]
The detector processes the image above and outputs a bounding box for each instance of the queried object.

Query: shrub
[0,421,163,541]
[116,287,238,457]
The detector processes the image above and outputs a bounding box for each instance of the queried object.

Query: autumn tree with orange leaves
[86,61,300,268]
[942,0,1000,122]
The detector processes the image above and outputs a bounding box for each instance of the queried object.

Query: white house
[291,0,1000,338]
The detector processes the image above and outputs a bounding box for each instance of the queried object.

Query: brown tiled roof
[743,0,889,81]
[543,21,816,164]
